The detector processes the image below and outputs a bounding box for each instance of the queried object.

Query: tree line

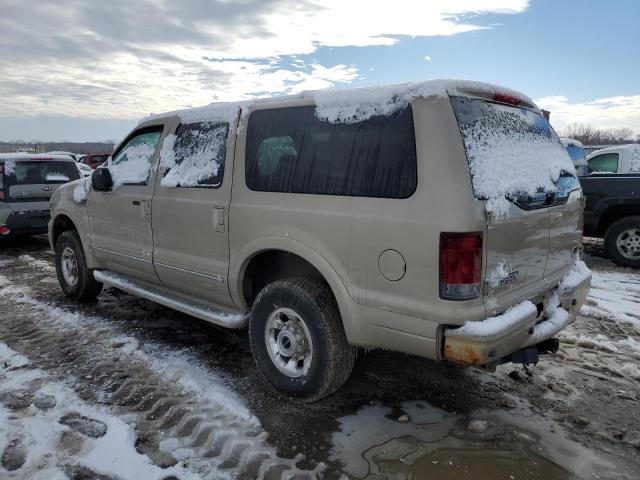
[559,123,639,145]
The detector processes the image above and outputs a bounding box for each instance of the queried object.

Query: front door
[151,118,237,308]
[88,122,171,284]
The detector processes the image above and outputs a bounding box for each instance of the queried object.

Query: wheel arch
[51,214,78,247]
[230,237,358,341]
[50,211,100,269]
[598,203,640,236]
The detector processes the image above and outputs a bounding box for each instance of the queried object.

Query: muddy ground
[0,235,639,479]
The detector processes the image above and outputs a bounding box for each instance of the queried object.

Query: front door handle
[132,200,141,206]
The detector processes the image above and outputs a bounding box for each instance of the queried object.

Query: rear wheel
[55,230,103,301]
[249,277,355,401]
[604,216,640,268]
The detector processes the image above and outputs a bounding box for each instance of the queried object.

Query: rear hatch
[1,159,80,203]
[451,95,582,314]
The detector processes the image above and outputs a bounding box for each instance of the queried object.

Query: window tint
[588,153,619,173]
[162,121,229,188]
[246,106,417,198]
[109,128,162,186]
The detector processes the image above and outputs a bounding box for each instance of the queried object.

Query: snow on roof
[586,143,640,159]
[140,79,536,126]
[560,137,584,148]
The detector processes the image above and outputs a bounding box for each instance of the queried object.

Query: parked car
[1,154,80,239]
[48,80,591,399]
[560,137,588,176]
[585,144,640,175]
[80,153,110,169]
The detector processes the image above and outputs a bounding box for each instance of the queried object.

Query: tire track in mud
[0,274,325,479]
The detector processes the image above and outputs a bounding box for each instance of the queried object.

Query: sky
[0,0,638,142]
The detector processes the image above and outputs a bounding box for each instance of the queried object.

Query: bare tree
[560,123,635,145]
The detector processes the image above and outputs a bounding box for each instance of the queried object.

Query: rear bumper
[443,262,592,366]
[1,209,51,237]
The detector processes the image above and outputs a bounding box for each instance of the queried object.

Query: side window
[109,127,163,187]
[161,121,229,188]
[588,153,619,173]
[245,106,417,198]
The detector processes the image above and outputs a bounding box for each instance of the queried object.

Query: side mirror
[91,167,113,191]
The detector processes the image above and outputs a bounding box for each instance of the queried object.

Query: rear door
[151,118,237,308]
[451,96,579,313]
[88,122,171,284]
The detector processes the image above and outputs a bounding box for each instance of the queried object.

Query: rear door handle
[213,206,225,233]
[132,200,141,205]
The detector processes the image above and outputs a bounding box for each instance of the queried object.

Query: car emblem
[489,259,520,290]
[43,186,52,191]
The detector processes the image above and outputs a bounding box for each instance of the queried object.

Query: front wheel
[55,230,103,301]
[249,277,356,401]
[604,216,640,268]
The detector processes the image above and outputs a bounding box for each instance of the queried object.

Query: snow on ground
[0,342,200,479]
[580,269,640,328]
[17,254,54,272]
[0,274,256,425]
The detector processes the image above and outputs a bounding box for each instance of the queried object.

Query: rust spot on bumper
[444,342,485,366]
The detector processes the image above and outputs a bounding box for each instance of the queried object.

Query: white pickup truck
[586,144,640,175]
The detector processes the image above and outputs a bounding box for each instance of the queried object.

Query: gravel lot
[1,236,639,479]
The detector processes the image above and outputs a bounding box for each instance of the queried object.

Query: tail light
[493,92,521,106]
[0,191,4,200]
[0,225,10,236]
[439,232,482,300]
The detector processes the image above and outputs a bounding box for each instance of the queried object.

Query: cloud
[537,95,640,134]
[0,0,529,121]
[424,55,432,61]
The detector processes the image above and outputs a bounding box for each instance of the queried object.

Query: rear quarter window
[245,105,417,198]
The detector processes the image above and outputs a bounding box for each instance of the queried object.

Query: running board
[93,270,248,329]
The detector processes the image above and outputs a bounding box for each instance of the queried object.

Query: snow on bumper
[443,260,592,366]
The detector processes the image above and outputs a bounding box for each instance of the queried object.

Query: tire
[249,277,356,401]
[55,230,103,301]
[604,216,640,268]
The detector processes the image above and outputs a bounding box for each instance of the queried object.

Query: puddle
[409,447,570,479]
[330,400,611,479]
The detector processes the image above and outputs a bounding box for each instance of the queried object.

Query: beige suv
[49,80,591,400]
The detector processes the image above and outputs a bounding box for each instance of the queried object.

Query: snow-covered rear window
[159,121,229,188]
[451,97,575,202]
[108,128,162,188]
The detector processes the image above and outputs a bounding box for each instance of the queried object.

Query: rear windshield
[451,96,575,201]
[3,160,80,187]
